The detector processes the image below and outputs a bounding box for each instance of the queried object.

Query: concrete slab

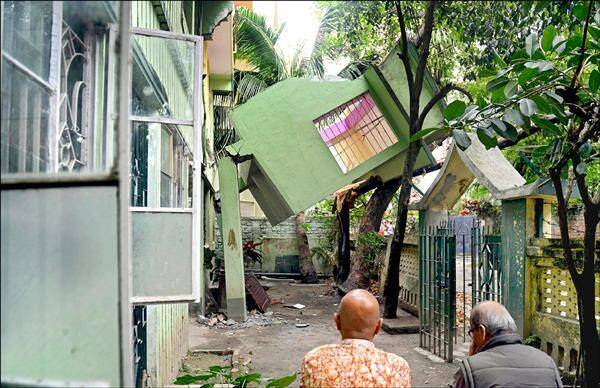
[382,316,420,335]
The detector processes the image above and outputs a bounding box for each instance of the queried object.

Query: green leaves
[519,98,537,117]
[579,142,592,156]
[489,118,517,141]
[410,127,441,142]
[174,374,213,385]
[525,32,538,57]
[266,373,297,388]
[234,373,262,388]
[541,25,556,52]
[504,80,519,97]
[524,60,553,72]
[504,108,525,126]
[572,3,588,21]
[493,49,507,67]
[476,125,497,149]
[486,76,509,92]
[531,95,552,114]
[478,68,497,78]
[452,129,472,150]
[552,35,566,54]
[531,116,563,136]
[589,69,600,93]
[444,100,467,121]
[518,67,539,86]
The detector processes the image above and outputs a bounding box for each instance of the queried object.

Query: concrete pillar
[217,157,246,321]
[501,196,540,337]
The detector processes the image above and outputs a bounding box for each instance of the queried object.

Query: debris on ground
[295,323,309,328]
[456,292,473,332]
[195,310,286,330]
[284,303,305,309]
[245,272,272,312]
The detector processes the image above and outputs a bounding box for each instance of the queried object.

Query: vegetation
[443,2,599,385]
[174,365,296,387]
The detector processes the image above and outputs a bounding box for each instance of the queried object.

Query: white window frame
[129,27,203,304]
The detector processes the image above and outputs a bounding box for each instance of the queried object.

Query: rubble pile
[195,310,288,330]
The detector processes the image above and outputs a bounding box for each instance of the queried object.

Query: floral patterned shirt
[300,338,411,388]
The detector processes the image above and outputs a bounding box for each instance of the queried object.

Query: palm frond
[235,71,269,104]
[234,7,287,85]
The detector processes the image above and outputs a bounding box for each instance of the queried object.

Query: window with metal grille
[313,92,398,173]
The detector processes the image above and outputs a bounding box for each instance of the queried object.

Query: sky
[252,1,348,76]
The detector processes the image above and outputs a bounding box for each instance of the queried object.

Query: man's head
[469,301,517,354]
[334,289,382,341]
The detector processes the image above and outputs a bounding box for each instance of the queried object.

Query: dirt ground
[188,279,459,387]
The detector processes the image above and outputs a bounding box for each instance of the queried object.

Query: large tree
[445,2,599,384]
[380,1,473,317]
[317,1,578,295]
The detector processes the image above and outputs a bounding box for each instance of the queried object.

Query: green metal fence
[419,221,456,362]
[419,219,502,362]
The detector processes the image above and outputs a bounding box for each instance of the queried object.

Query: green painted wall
[377,44,445,131]
[231,77,437,219]
[229,41,444,224]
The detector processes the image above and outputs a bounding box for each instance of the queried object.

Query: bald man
[300,289,410,387]
[455,301,562,388]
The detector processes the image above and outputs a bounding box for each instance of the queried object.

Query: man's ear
[334,313,341,331]
[374,318,383,336]
[474,325,487,347]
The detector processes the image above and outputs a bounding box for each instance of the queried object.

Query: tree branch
[571,0,594,88]
[418,84,472,127]
[395,1,414,99]
[412,0,436,122]
[564,165,575,203]
[551,121,597,173]
[572,153,594,207]
[549,169,582,283]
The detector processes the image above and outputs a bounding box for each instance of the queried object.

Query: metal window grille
[313,92,397,173]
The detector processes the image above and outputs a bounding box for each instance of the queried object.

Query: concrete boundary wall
[214,216,334,275]
[526,238,600,372]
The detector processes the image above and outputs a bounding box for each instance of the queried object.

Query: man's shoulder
[469,342,557,367]
[374,348,410,368]
[302,344,338,362]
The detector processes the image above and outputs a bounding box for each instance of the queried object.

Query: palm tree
[233,7,325,103]
[215,7,327,157]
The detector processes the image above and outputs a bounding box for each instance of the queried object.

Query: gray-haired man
[454,301,563,388]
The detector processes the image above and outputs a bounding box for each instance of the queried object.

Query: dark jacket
[457,333,563,388]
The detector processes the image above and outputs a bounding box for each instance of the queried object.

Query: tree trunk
[551,170,599,387]
[336,200,351,284]
[578,201,599,387]
[383,141,421,318]
[295,211,319,284]
[342,179,401,291]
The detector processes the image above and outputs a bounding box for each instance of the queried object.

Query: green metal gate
[419,219,502,362]
[419,222,456,362]
[471,226,503,305]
